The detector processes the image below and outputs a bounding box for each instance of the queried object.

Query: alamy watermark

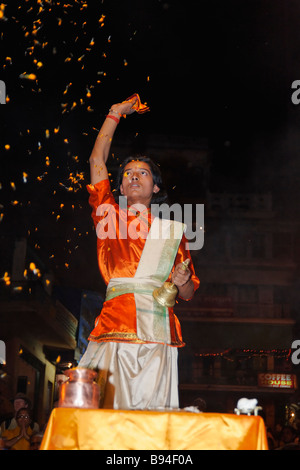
[0,80,6,104]
[291,340,300,365]
[95,197,204,250]
[0,340,6,365]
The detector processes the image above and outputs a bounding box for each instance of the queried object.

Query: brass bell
[153,259,190,308]
[153,281,178,307]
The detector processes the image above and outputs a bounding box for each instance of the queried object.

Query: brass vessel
[153,259,190,308]
[58,368,100,409]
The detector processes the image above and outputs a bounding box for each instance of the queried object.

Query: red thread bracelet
[106,114,120,124]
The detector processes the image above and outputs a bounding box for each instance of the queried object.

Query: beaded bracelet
[106,114,120,124]
[108,108,122,117]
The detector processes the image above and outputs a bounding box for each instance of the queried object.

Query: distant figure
[1,393,39,435]
[30,432,44,450]
[2,408,33,450]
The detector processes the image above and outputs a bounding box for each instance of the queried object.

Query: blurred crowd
[2,392,300,450]
[267,423,300,450]
[0,393,43,450]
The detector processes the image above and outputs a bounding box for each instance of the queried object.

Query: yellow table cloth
[40,408,268,450]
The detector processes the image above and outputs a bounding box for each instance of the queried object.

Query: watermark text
[0,340,6,365]
[0,80,6,104]
[95,197,204,250]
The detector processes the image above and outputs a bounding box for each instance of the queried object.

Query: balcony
[179,295,294,323]
[206,192,274,218]
[179,351,297,394]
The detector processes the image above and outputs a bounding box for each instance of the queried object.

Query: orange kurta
[87,179,200,347]
[2,426,33,450]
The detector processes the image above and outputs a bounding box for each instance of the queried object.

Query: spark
[99,14,105,25]
[37,172,47,181]
[0,3,6,21]
[1,1,146,275]
[29,262,41,277]
[63,83,72,94]
[1,272,11,286]
[19,73,37,80]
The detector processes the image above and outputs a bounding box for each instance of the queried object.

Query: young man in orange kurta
[79,95,200,410]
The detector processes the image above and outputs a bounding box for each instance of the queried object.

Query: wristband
[106,114,120,124]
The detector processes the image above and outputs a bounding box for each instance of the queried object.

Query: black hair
[16,407,33,420]
[113,155,168,205]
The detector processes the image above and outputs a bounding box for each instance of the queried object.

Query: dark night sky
[1,0,300,289]
[0,1,296,175]
[0,1,295,167]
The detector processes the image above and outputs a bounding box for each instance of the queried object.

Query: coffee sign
[258,373,297,389]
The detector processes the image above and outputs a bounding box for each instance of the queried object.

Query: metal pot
[58,368,100,409]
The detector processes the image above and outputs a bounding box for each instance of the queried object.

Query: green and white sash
[105,217,185,343]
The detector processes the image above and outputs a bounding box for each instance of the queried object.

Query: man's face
[16,408,31,428]
[30,435,42,450]
[120,161,160,207]
[14,399,27,412]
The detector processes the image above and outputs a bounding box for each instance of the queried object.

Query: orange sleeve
[86,179,119,230]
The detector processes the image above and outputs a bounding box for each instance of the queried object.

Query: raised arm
[89,97,137,185]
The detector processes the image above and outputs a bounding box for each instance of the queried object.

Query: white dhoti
[79,341,179,410]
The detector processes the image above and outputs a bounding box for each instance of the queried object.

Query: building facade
[0,238,78,429]
[177,191,300,428]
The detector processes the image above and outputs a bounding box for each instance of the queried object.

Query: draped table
[40,408,268,450]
